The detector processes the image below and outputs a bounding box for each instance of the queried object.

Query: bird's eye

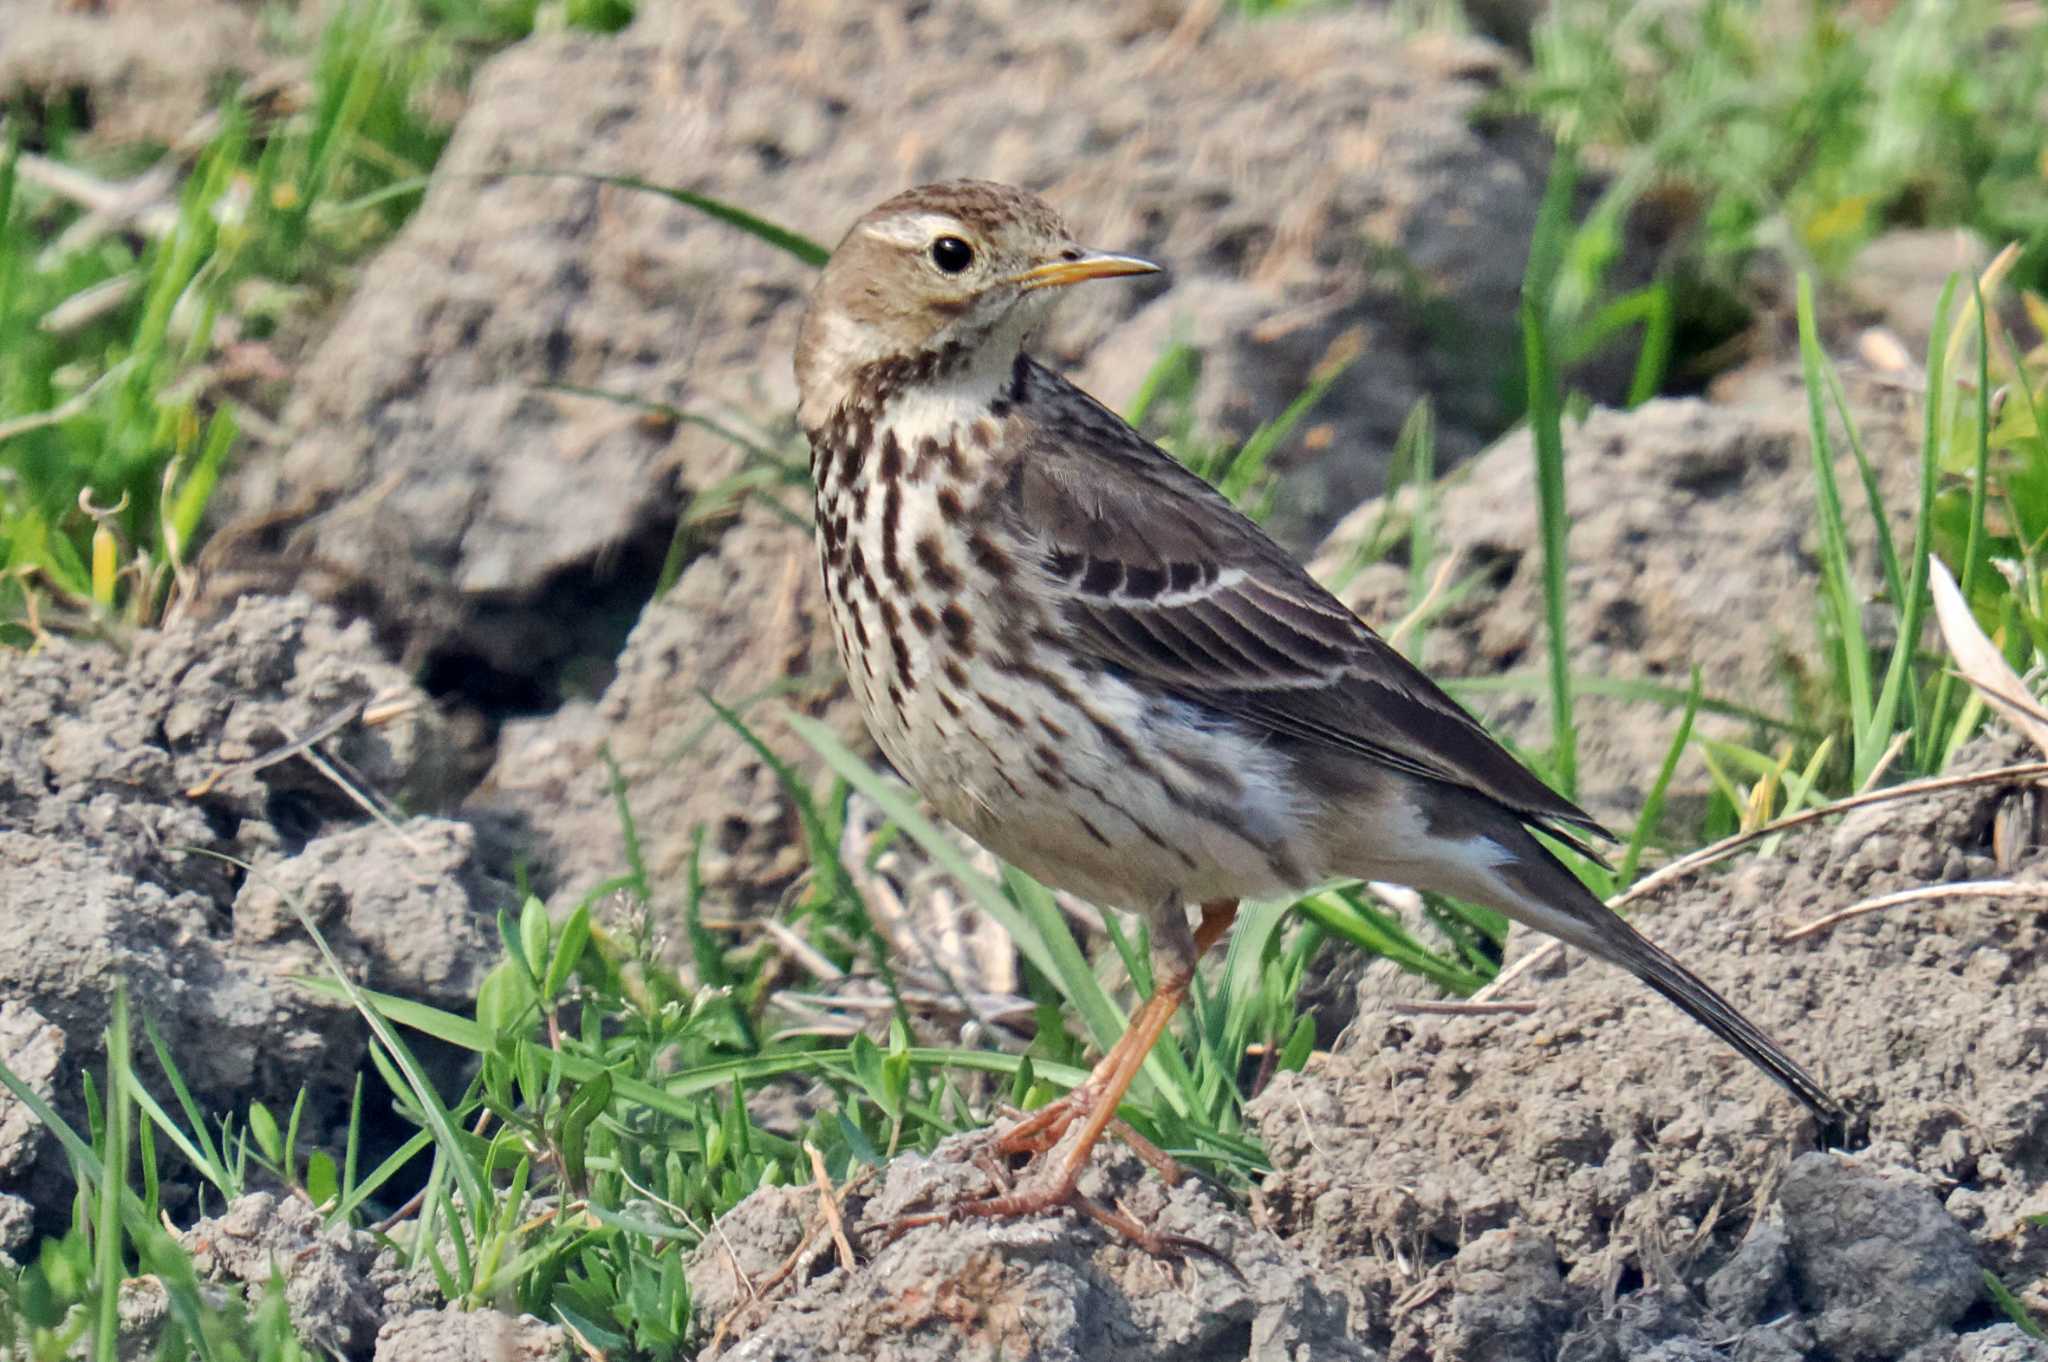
[929,236,974,274]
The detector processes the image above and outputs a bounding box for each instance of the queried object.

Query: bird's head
[796,180,1159,432]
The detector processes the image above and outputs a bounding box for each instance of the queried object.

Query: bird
[794,179,1842,1245]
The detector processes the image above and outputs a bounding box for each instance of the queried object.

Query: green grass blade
[1957,278,1995,625]
[1398,399,1438,658]
[505,171,830,266]
[1794,274,1876,780]
[1895,276,1957,772]
[1823,362,1905,618]
[140,1015,229,1189]
[596,743,649,901]
[705,696,849,908]
[0,125,19,335]
[1556,283,1674,407]
[1626,281,1674,407]
[1985,1270,2048,1339]
[1928,278,1997,764]
[1296,888,1488,995]
[342,1071,364,1209]
[1202,898,1296,1113]
[1521,143,1582,797]
[1123,340,1198,429]
[994,867,1127,1068]
[782,711,1060,984]
[1214,349,1353,510]
[321,975,1097,1113]
[1,1033,229,1362]
[1616,668,1702,888]
[1823,341,1922,766]
[223,860,493,1227]
[1444,670,1817,736]
[92,992,129,1362]
[332,1128,436,1226]
[120,1075,232,1203]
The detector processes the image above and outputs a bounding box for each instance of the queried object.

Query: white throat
[878,343,1017,450]
[799,290,1050,437]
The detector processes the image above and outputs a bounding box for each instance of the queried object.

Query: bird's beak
[1012,251,1163,292]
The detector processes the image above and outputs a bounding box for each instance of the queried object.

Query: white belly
[821,511,1310,910]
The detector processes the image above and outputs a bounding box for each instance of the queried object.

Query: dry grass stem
[1779,879,2048,942]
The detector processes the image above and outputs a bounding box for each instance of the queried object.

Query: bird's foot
[876,1096,1227,1266]
[988,1091,1189,1187]
[886,1177,1226,1264]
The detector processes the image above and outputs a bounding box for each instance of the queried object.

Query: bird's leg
[985,981,1184,1160]
[985,896,1239,1168]
[1193,895,1240,951]
[889,899,1239,1255]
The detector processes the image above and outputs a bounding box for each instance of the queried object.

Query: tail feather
[1486,827,1845,1131]
[1602,923,1844,1128]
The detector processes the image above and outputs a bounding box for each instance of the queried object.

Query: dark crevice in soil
[1202,1320,1255,1359]
[417,502,681,745]
[345,1038,480,1224]
[263,787,332,855]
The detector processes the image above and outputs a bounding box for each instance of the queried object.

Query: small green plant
[1729,251,2048,815]
[1526,0,2048,292]
[1350,146,2038,860]
[1926,262,2048,699]
[1986,1270,2048,1339]
[0,991,312,1361]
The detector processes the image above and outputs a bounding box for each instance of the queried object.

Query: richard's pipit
[796,180,1840,1242]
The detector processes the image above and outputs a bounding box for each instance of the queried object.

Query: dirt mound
[474,499,853,937]
[0,597,503,1217]
[1249,733,2048,1360]
[230,2,1553,659]
[685,1136,1370,1362]
[0,1,284,149]
[109,1190,550,1360]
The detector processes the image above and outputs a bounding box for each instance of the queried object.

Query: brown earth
[0,1,290,149]
[1252,732,2048,1361]
[0,596,503,1227]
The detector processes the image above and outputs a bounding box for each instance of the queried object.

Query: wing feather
[1000,360,1608,844]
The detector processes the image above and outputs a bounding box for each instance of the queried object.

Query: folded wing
[1002,364,1607,850]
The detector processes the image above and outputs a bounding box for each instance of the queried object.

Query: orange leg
[980,896,1240,1162]
[1192,897,1240,953]
[892,899,1240,1253]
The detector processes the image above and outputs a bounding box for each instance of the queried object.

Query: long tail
[1592,912,1844,1126]
[1486,824,1846,1132]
